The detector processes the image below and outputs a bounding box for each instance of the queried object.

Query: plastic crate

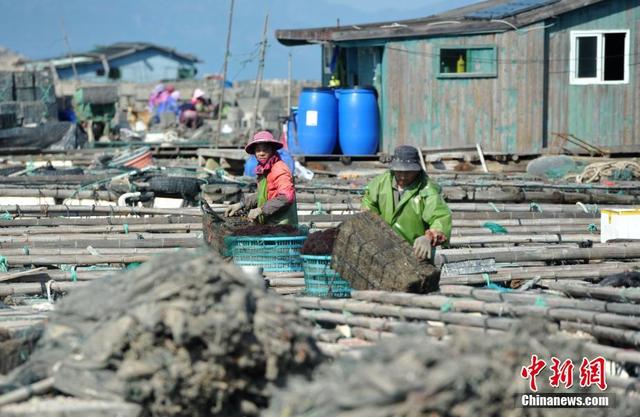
[224,235,307,272]
[302,255,351,298]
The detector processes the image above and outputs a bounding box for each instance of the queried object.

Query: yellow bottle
[456,55,466,73]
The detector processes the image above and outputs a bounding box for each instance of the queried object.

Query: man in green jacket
[361,145,452,261]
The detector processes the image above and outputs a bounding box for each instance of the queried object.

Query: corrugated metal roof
[275,0,607,45]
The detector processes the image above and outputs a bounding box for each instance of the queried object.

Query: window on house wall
[570,30,629,84]
[438,46,497,78]
[108,68,121,80]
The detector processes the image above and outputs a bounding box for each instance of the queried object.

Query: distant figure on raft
[225,131,298,225]
[361,145,452,261]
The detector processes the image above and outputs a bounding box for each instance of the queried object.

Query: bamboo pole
[0,267,47,283]
[0,237,201,249]
[0,174,109,185]
[449,233,597,246]
[0,377,54,407]
[452,218,600,227]
[0,188,119,200]
[0,205,201,217]
[3,254,152,266]
[450,212,598,220]
[0,247,180,256]
[0,232,200,244]
[560,321,640,347]
[441,262,640,285]
[0,223,202,235]
[0,281,88,297]
[451,225,599,235]
[436,243,640,265]
[540,281,640,304]
[0,215,201,227]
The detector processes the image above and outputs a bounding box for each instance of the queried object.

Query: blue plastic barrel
[296,87,338,155]
[338,87,380,155]
[286,108,304,155]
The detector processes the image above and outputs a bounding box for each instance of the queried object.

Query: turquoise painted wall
[380,25,545,155]
[547,0,640,150]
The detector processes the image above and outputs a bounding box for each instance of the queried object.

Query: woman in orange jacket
[225,131,298,225]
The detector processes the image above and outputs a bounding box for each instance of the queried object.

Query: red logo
[521,355,607,392]
[579,357,607,391]
[521,354,547,392]
[549,357,574,389]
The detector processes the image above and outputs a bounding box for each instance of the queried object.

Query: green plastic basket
[224,235,307,272]
[302,255,351,298]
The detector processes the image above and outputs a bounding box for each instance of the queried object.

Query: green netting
[302,255,351,298]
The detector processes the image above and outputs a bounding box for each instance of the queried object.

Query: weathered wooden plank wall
[547,0,640,150]
[381,24,545,155]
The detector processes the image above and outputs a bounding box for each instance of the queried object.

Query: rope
[587,223,598,233]
[482,273,511,293]
[488,202,501,213]
[123,223,129,234]
[311,202,327,215]
[529,202,542,213]
[534,296,547,307]
[60,264,77,282]
[572,160,640,184]
[440,300,454,312]
[0,256,7,272]
[22,246,30,255]
[0,211,12,220]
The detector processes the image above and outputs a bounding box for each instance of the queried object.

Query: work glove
[247,207,263,222]
[425,229,447,247]
[413,235,432,261]
[225,202,244,217]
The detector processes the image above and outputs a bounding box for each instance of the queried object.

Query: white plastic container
[601,208,640,243]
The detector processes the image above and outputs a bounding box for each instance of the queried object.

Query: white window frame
[570,30,630,85]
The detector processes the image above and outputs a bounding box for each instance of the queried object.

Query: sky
[0,0,481,81]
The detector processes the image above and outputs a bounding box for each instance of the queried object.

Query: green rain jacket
[361,171,452,245]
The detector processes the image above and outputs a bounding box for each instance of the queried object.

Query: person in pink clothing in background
[225,131,298,225]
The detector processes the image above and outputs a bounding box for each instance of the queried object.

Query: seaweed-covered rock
[2,248,323,417]
[267,322,638,417]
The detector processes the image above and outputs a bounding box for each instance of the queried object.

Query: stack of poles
[0,209,203,298]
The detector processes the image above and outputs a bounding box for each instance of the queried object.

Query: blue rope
[529,202,542,213]
[0,256,7,272]
[123,223,130,234]
[488,202,501,213]
[440,300,454,312]
[482,273,511,292]
[22,246,30,255]
[0,211,12,221]
[61,264,78,282]
[587,223,598,233]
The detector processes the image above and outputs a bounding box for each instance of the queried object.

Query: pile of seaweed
[301,228,338,256]
[1,249,323,417]
[266,322,637,417]
[230,224,300,237]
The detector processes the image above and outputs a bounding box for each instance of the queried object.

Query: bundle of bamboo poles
[0,208,206,300]
[294,288,640,360]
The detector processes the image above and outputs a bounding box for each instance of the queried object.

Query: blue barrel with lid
[296,87,338,155]
[338,86,380,155]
